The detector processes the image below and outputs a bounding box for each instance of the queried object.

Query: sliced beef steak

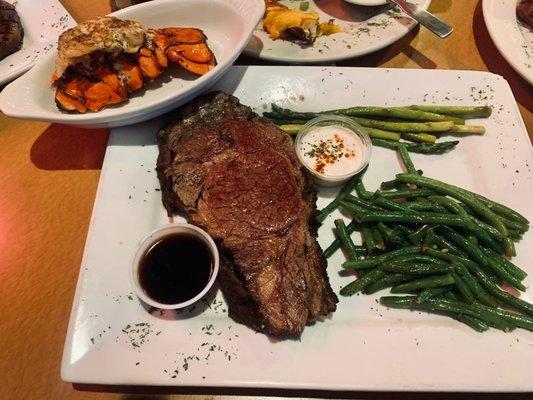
[0,0,23,61]
[156,91,337,336]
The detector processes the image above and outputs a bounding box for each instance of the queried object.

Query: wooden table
[0,1,531,399]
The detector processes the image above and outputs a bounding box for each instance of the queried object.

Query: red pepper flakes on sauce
[305,132,357,174]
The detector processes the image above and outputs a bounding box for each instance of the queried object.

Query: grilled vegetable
[330,144,532,332]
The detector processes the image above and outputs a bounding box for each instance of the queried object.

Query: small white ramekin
[130,223,219,310]
[295,115,372,187]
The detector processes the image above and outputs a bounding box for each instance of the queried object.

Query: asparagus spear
[346,117,454,133]
[448,125,486,135]
[401,132,437,143]
[272,114,455,133]
[371,138,459,154]
[278,124,301,135]
[278,123,403,141]
[269,104,465,123]
[362,127,401,141]
[280,123,436,145]
[276,121,451,145]
[345,107,462,123]
[409,105,492,118]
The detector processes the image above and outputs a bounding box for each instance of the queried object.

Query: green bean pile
[321,147,532,332]
[265,104,493,154]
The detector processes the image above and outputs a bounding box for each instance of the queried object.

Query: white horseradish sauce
[298,125,365,177]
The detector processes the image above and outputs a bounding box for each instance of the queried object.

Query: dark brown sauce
[139,233,213,305]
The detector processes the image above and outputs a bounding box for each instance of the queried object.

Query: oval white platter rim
[0,0,265,127]
[243,0,430,63]
[482,0,533,85]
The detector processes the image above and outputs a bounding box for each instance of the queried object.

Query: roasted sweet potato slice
[115,56,144,91]
[157,27,206,44]
[138,54,162,79]
[165,49,215,75]
[85,82,124,111]
[167,43,212,64]
[155,47,168,68]
[55,90,87,113]
[95,65,126,98]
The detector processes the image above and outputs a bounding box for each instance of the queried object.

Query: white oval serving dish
[0,0,265,128]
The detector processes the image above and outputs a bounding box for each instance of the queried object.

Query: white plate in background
[483,0,533,85]
[0,0,264,128]
[344,0,388,5]
[0,0,76,86]
[244,0,430,63]
[62,66,533,391]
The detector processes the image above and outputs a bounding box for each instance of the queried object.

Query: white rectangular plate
[62,66,533,392]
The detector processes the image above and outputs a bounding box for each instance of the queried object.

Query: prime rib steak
[156,91,338,336]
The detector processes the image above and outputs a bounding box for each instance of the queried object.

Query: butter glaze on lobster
[51,16,216,113]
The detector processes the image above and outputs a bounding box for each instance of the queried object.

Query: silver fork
[389,0,453,38]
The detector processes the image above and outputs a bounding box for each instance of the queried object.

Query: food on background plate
[263,0,340,44]
[52,16,216,113]
[517,0,533,28]
[156,91,337,336]
[0,0,23,61]
[265,104,492,154]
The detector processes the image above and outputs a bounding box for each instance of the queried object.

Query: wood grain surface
[0,1,531,399]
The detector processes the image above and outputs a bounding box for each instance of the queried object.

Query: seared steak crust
[156,91,337,336]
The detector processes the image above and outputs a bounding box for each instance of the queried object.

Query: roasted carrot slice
[126,65,144,91]
[166,43,212,63]
[157,27,205,44]
[55,90,87,113]
[151,33,171,67]
[62,77,91,99]
[96,66,126,98]
[154,32,169,49]
[166,50,215,75]
[114,55,144,91]
[155,47,168,68]
[115,58,144,92]
[139,48,152,57]
[84,82,124,111]
[138,55,162,79]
